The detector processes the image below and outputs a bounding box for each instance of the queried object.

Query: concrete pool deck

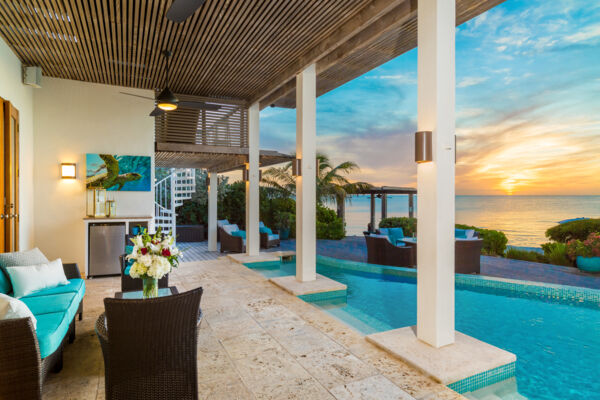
[44,257,465,399]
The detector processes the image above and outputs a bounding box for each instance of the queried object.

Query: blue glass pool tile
[448,362,516,394]
[299,289,347,302]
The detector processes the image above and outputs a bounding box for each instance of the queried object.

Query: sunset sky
[258,0,600,195]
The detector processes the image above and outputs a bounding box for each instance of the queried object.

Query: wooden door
[0,98,4,252]
[3,101,19,252]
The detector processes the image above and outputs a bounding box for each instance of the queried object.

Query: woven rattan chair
[95,287,203,400]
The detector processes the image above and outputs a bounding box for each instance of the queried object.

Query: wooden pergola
[357,186,417,231]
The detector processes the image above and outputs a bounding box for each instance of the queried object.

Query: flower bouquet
[126,228,182,298]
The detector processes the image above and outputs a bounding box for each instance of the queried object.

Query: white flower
[131,235,144,248]
[146,255,171,279]
[138,254,152,267]
[128,262,147,278]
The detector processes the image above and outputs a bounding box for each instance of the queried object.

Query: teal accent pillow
[455,228,467,239]
[231,230,246,239]
[387,228,404,245]
[259,227,272,235]
[126,245,134,255]
[0,248,49,294]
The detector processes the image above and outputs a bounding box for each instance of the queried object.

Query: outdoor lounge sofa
[0,251,85,400]
[365,234,415,267]
[96,287,203,400]
[259,222,280,249]
[220,224,246,253]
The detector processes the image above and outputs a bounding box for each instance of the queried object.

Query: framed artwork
[86,153,151,191]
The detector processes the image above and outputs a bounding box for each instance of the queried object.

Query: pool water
[248,259,600,400]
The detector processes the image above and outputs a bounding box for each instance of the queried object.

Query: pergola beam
[259,0,417,109]
[252,0,409,107]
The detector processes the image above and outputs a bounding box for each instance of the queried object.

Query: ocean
[340,195,600,247]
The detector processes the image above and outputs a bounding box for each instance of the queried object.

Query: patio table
[114,286,179,299]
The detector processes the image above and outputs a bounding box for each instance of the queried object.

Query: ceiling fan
[166,0,207,23]
[120,49,220,117]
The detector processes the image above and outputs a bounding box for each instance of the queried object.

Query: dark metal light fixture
[415,131,432,163]
[292,158,302,177]
[157,50,179,111]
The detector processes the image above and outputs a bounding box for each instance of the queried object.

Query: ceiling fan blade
[166,0,206,23]
[120,91,155,101]
[179,100,221,110]
[150,107,165,117]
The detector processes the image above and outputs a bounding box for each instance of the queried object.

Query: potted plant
[566,232,600,273]
[127,228,183,297]
[275,211,294,240]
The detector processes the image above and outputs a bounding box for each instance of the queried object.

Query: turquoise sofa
[0,259,85,399]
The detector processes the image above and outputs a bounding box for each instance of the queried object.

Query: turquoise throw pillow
[231,230,246,239]
[455,228,467,239]
[387,227,404,245]
[259,227,272,235]
[125,245,134,255]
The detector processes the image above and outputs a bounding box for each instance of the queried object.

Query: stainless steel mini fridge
[88,222,126,277]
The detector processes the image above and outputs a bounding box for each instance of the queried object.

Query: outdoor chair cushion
[35,311,75,358]
[0,293,37,329]
[21,278,85,298]
[378,228,389,236]
[387,228,404,244]
[232,230,246,239]
[259,222,265,228]
[259,226,273,234]
[217,219,230,228]
[267,234,279,241]
[21,292,78,316]
[0,248,49,294]
[455,228,467,239]
[222,224,239,235]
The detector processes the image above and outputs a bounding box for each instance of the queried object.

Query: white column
[416,0,456,348]
[207,172,218,252]
[296,64,317,282]
[170,169,177,238]
[246,102,260,256]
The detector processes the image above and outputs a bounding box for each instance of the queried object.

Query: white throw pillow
[6,259,69,298]
[0,293,37,329]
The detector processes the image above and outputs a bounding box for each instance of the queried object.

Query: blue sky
[258,0,600,195]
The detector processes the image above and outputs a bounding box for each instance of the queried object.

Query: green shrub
[316,205,345,240]
[379,217,417,236]
[456,224,508,256]
[541,242,572,267]
[545,219,600,243]
[505,248,547,263]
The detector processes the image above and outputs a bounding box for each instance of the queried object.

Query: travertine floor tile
[330,375,415,400]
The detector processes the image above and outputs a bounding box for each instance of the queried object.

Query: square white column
[246,102,260,256]
[416,0,456,348]
[207,172,218,252]
[296,64,317,282]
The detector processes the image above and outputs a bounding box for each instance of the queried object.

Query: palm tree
[261,153,371,225]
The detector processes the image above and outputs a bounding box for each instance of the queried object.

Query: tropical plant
[274,211,294,230]
[541,242,572,267]
[505,248,546,263]
[261,153,371,225]
[566,232,600,260]
[316,205,345,240]
[545,219,600,243]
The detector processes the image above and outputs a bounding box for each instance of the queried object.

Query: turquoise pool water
[247,259,600,400]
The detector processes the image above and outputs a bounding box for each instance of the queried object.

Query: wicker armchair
[0,263,82,400]
[119,254,169,292]
[365,235,415,267]
[219,226,245,253]
[455,239,484,274]
[96,287,203,400]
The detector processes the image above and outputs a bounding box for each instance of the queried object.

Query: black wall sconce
[415,131,432,163]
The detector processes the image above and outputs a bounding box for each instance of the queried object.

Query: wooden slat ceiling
[0,0,505,109]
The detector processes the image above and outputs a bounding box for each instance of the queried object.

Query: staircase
[154,169,196,236]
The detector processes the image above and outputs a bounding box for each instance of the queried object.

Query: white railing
[154,168,195,236]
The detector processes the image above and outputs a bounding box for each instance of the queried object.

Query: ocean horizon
[339,195,600,247]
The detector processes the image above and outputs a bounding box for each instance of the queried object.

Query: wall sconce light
[415,131,432,163]
[292,158,302,177]
[242,168,249,181]
[61,163,77,179]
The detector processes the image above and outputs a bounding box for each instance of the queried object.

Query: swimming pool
[246,256,600,400]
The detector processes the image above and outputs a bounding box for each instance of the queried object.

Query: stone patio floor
[43,257,464,400]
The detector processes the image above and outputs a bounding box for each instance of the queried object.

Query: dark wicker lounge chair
[96,287,203,400]
[260,231,280,249]
[365,235,415,267]
[0,263,83,400]
[119,254,169,292]
[455,239,484,274]
[219,225,245,253]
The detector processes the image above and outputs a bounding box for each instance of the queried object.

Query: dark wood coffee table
[114,286,179,299]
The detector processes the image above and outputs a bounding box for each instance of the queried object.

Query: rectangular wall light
[242,168,249,182]
[292,158,302,176]
[415,131,432,163]
[61,163,77,179]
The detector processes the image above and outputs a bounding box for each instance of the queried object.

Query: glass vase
[142,277,158,299]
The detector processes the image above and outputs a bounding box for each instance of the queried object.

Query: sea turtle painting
[86,154,151,191]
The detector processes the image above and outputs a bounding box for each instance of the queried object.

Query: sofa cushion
[217,219,230,228]
[0,248,49,294]
[455,228,467,239]
[378,228,389,236]
[6,259,69,298]
[387,228,404,244]
[35,311,73,359]
[22,278,85,298]
[231,230,246,239]
[259,226,272,235]
[267,234,279,241]
[222,224,239,235]
[21,292,78,316]
[0,293,37,329]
